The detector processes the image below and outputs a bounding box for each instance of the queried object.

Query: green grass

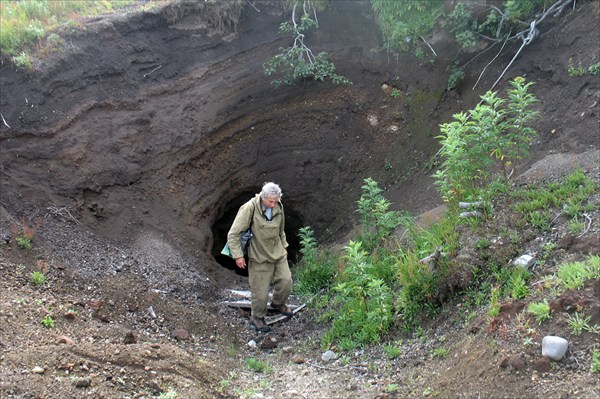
[511,169,597,232]
[527,299,551,325]
[41,314,55,328]
[245,357,272,374]
[0,0,138,59]
[31,270,46,287]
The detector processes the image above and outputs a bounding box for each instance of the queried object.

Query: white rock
[32,366,45,374]
[542,336,568,361]
[247,340,257,348]
[514,254,536,268]
[321,350,337,362]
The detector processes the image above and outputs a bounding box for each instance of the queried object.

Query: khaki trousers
[248,257,292,319]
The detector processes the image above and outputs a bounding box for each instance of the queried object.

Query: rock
[513,254,536,268]
[93,312,110,322]
[588,303,600,326]
[31,366,45,374]
[532,357,551,373]
[128,303,139,312]
[260,335,278,350]
[171,328,190,341]
[56,335,75,345]
[147,380,162,393]
[74,378,92,388]
[292,357,305,364]
[123,331,136,344]
[282,346,294,354]
[542,336,569,361]
[509,355,526,370]
[321,350,337,362]
[459,210,483,218]
[63,310,77,320]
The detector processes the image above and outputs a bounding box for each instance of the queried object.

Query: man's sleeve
[227,202,252,259]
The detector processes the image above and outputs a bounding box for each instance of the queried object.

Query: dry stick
[472,33,510,90]
[245,0,260,13]
[490,0,573,90]
[577,213,592,237]
[1,113,10,129]
[420,35,437,57]
[490,21,536,90]
[143,65,162,78]
[46,206,81,224]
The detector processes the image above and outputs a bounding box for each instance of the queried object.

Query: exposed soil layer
[0,1,599,398]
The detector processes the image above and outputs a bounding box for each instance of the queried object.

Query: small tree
[263,0,350,86]
[356,178,401,249]
[433,77,538,203]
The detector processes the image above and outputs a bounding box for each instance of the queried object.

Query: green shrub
[293,226,336,296]
[527,299,551,325]
[557,259,596,290]
[508,266,530,300]
[31,270,45,287]
[323,241,394,349]
[591,345,600,373]
[16,235,33,249]
[566,312,593,336]
[356,178,402,250]
[567,58,586,77]
[245,357,271,373]
[41,314,55,328]
[370,0,444,52]
[434,77,538,202]
[263,3,349,86]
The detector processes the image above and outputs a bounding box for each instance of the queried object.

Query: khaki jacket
[227,194,288,262]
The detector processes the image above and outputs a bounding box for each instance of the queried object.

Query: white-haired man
[227,182,293,332]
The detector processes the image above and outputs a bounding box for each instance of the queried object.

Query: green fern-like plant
[527,299,551,325]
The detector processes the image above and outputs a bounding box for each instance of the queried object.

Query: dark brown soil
[0,1,599,398]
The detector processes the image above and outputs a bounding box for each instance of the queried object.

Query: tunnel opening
[211,191,303,276]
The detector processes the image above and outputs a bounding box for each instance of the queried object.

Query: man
[227,182,293,332]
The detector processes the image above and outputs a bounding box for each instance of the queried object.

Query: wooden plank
[222,300,306,325]
[265,303,306,325]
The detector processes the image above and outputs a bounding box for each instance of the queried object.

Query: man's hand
[235,257,246,269]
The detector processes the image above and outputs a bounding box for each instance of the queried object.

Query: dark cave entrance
[211,191,303,276]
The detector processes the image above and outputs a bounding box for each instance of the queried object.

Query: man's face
[263,196,279,209]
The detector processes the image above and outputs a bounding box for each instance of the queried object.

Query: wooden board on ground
[222,290,306,325]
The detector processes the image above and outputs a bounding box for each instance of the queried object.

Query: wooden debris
[419,246,444,273]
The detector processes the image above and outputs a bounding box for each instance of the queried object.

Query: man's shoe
[271,303,293,317]
[251,317,271,332]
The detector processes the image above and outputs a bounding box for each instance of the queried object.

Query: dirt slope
[0,1,599,398]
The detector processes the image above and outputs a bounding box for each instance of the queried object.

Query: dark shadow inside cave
[211,191,303,276]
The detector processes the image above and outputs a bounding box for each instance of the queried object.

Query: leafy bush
[507,266,530,300]
[371,0,444,52]
[355,178,402,250]
[31,270,46,287]
[245,357,272,373]
[293,226,337,296]
[16,235,33,249]
[41,314,55,328]
[592,345,600,373]
[527,299,551,325]
[322,241,394,350]
[434,77,538,203]
[557,260,596,290]
[263,2,349,86]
